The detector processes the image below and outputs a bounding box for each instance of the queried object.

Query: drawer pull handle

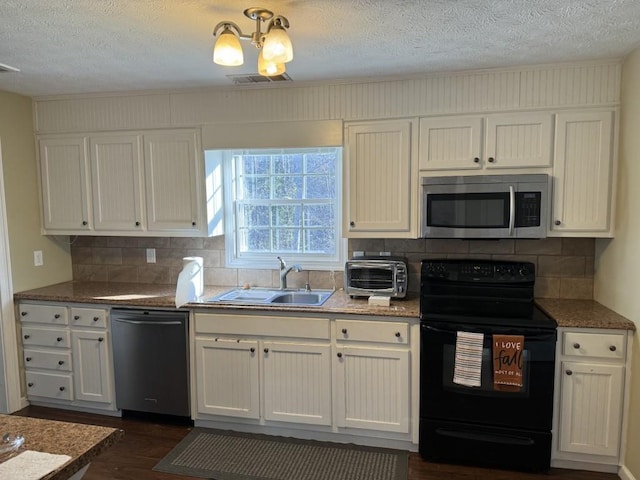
[566,369,573,376]
[59,386,65,391]
[573,343,580,349]
[609,345,617,352]
[395,332,401,338]
[341,328,348,334]
[25,357,32,362]
[21,312,27,316]
[337,352,343,358]
[54,314,61,319]
[23,335,30,339]
[56,337,63,342]
[27,383,34,388]
[74,315,80,320]
[555,220,562,226]
[58,360,65,365]
[473,157,480,163]
[264,348,269,354]
[93,316,100,322]
[488,157,495,163]
[98,337,104,342]
[250,347,255,353]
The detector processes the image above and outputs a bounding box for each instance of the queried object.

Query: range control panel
[421,259,535,283]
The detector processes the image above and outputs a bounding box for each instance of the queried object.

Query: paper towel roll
[175,256,204,308]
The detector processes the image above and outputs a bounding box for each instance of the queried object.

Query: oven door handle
[423,324,556,341]
[508,185,516,236]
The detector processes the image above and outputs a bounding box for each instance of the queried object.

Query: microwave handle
[508,185,515,236]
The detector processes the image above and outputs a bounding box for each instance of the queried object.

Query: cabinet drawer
[335,319,409,344]
[24,348,72,371]
[195,314,330,339]
[563,331,626,359]
[70,307,107,328]
[21,327,70,348]
[18,303,68,325]
[25,371,73,400]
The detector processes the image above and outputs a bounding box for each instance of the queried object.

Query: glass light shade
[262,26,293,63]
[213,28,244,66]
[258,50,286,76]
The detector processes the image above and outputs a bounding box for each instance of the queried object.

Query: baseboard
[619,465,637,480]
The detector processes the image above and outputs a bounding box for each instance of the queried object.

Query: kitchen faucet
[277,256,302,290]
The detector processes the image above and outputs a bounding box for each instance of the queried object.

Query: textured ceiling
[1,0,640,97]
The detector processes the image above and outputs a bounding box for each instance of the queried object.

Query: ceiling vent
[227,72,292,85]
[0,62,20,73]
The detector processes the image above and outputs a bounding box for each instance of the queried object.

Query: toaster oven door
[346,262,396,297]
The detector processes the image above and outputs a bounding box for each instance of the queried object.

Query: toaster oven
[344,256,409,298]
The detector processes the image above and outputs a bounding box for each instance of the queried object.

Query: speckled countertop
[13,281,636,330]
[0,414,123,479]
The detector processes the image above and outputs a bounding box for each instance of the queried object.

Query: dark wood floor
[14,406,619,480]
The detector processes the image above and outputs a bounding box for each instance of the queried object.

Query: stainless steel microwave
[421,174,549,239]
[344,256,408,298]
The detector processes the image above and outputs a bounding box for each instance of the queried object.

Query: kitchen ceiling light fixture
[212,7,293,76]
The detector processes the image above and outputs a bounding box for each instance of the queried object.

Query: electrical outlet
[33,250,43,266]
[146,248,156,263]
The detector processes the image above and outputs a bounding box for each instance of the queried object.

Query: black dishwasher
[111,308,190,417]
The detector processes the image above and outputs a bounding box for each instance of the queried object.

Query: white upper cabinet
[39,137,91,232]
[419,112,553,171]
[144,130,202,233]
[90,134,145,231]
[345,119,418,238]
[551,110,615,236]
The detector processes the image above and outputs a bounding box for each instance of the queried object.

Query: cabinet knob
[54,314,61,319]
[25,357,32,362]
[473,157,480,163]
[192,221,196,226]
[59,386,65,391]
[82,220,88,226]
[341,328,348,335]
[264,348,269,354]
[98,337,104,342]
[27,382,34,388]
[23,334,30,339]
[609,345,617,352]
[250,347,255,353]
[349,221,355,227]
[135,221,141,226]
[58,360,64,365]
[74,315,80,320]
[488,157,495,163]
[56,337,63,342]
[395,332,401,338]
[93,316,100,322]
[555,220,562,226]
[337,352,343,358]
[21,311,27,316]
[566,369,573,376]
[573,343,580,349]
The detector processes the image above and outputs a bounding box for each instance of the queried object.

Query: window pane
[304,204,334,227]
[273,154,303,174]
[242,176,270,200]
[274,176,303,199]
[305,229,335,253]
[239,228,271,252]
[306,176,335,199]
[274,228,301,252]
[306,153,336,175]
[271,205,302,227]
[242,155,270,175]
[241,204,269,227]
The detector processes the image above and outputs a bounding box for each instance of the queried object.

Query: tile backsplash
[70,236,595,299]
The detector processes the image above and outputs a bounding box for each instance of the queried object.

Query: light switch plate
[146,248,156,263]
[33,250,43,266]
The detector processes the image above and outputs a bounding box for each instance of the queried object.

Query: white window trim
[220,148,346,271]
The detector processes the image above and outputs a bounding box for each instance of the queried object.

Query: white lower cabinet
[193,312,415,446]
[19,302,116,412]
[552,328,630,471]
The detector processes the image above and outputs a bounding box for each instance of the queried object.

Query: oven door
[420,321,556,431]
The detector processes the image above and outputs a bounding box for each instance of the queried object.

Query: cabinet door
[39,137,91,231]
[419,116,482,170]
[485,112,553,169]
[90,134,145,231]
[558,361,624,457]
[552,111,614,235]
[263,341,332,425]
[345,120,416,236]
[144,130,203,233]
[335,346,410,433]
[194,338,260,419]
[71,330,113,404]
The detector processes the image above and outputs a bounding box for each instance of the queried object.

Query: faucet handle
[304,282,311,292]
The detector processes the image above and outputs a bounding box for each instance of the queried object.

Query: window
[212,147,344,270]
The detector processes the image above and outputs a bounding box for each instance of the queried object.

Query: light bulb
[258,50,286,76]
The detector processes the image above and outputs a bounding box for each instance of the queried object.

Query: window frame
[219,147,345,270]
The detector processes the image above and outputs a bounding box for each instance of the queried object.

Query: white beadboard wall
[34,61,621,134]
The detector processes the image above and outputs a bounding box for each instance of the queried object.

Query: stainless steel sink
[204,288,334,306]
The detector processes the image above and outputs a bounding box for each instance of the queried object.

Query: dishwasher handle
[112,318,184,326]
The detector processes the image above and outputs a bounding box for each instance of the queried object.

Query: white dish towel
[0,450,71,480]
[453,331,485,387]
